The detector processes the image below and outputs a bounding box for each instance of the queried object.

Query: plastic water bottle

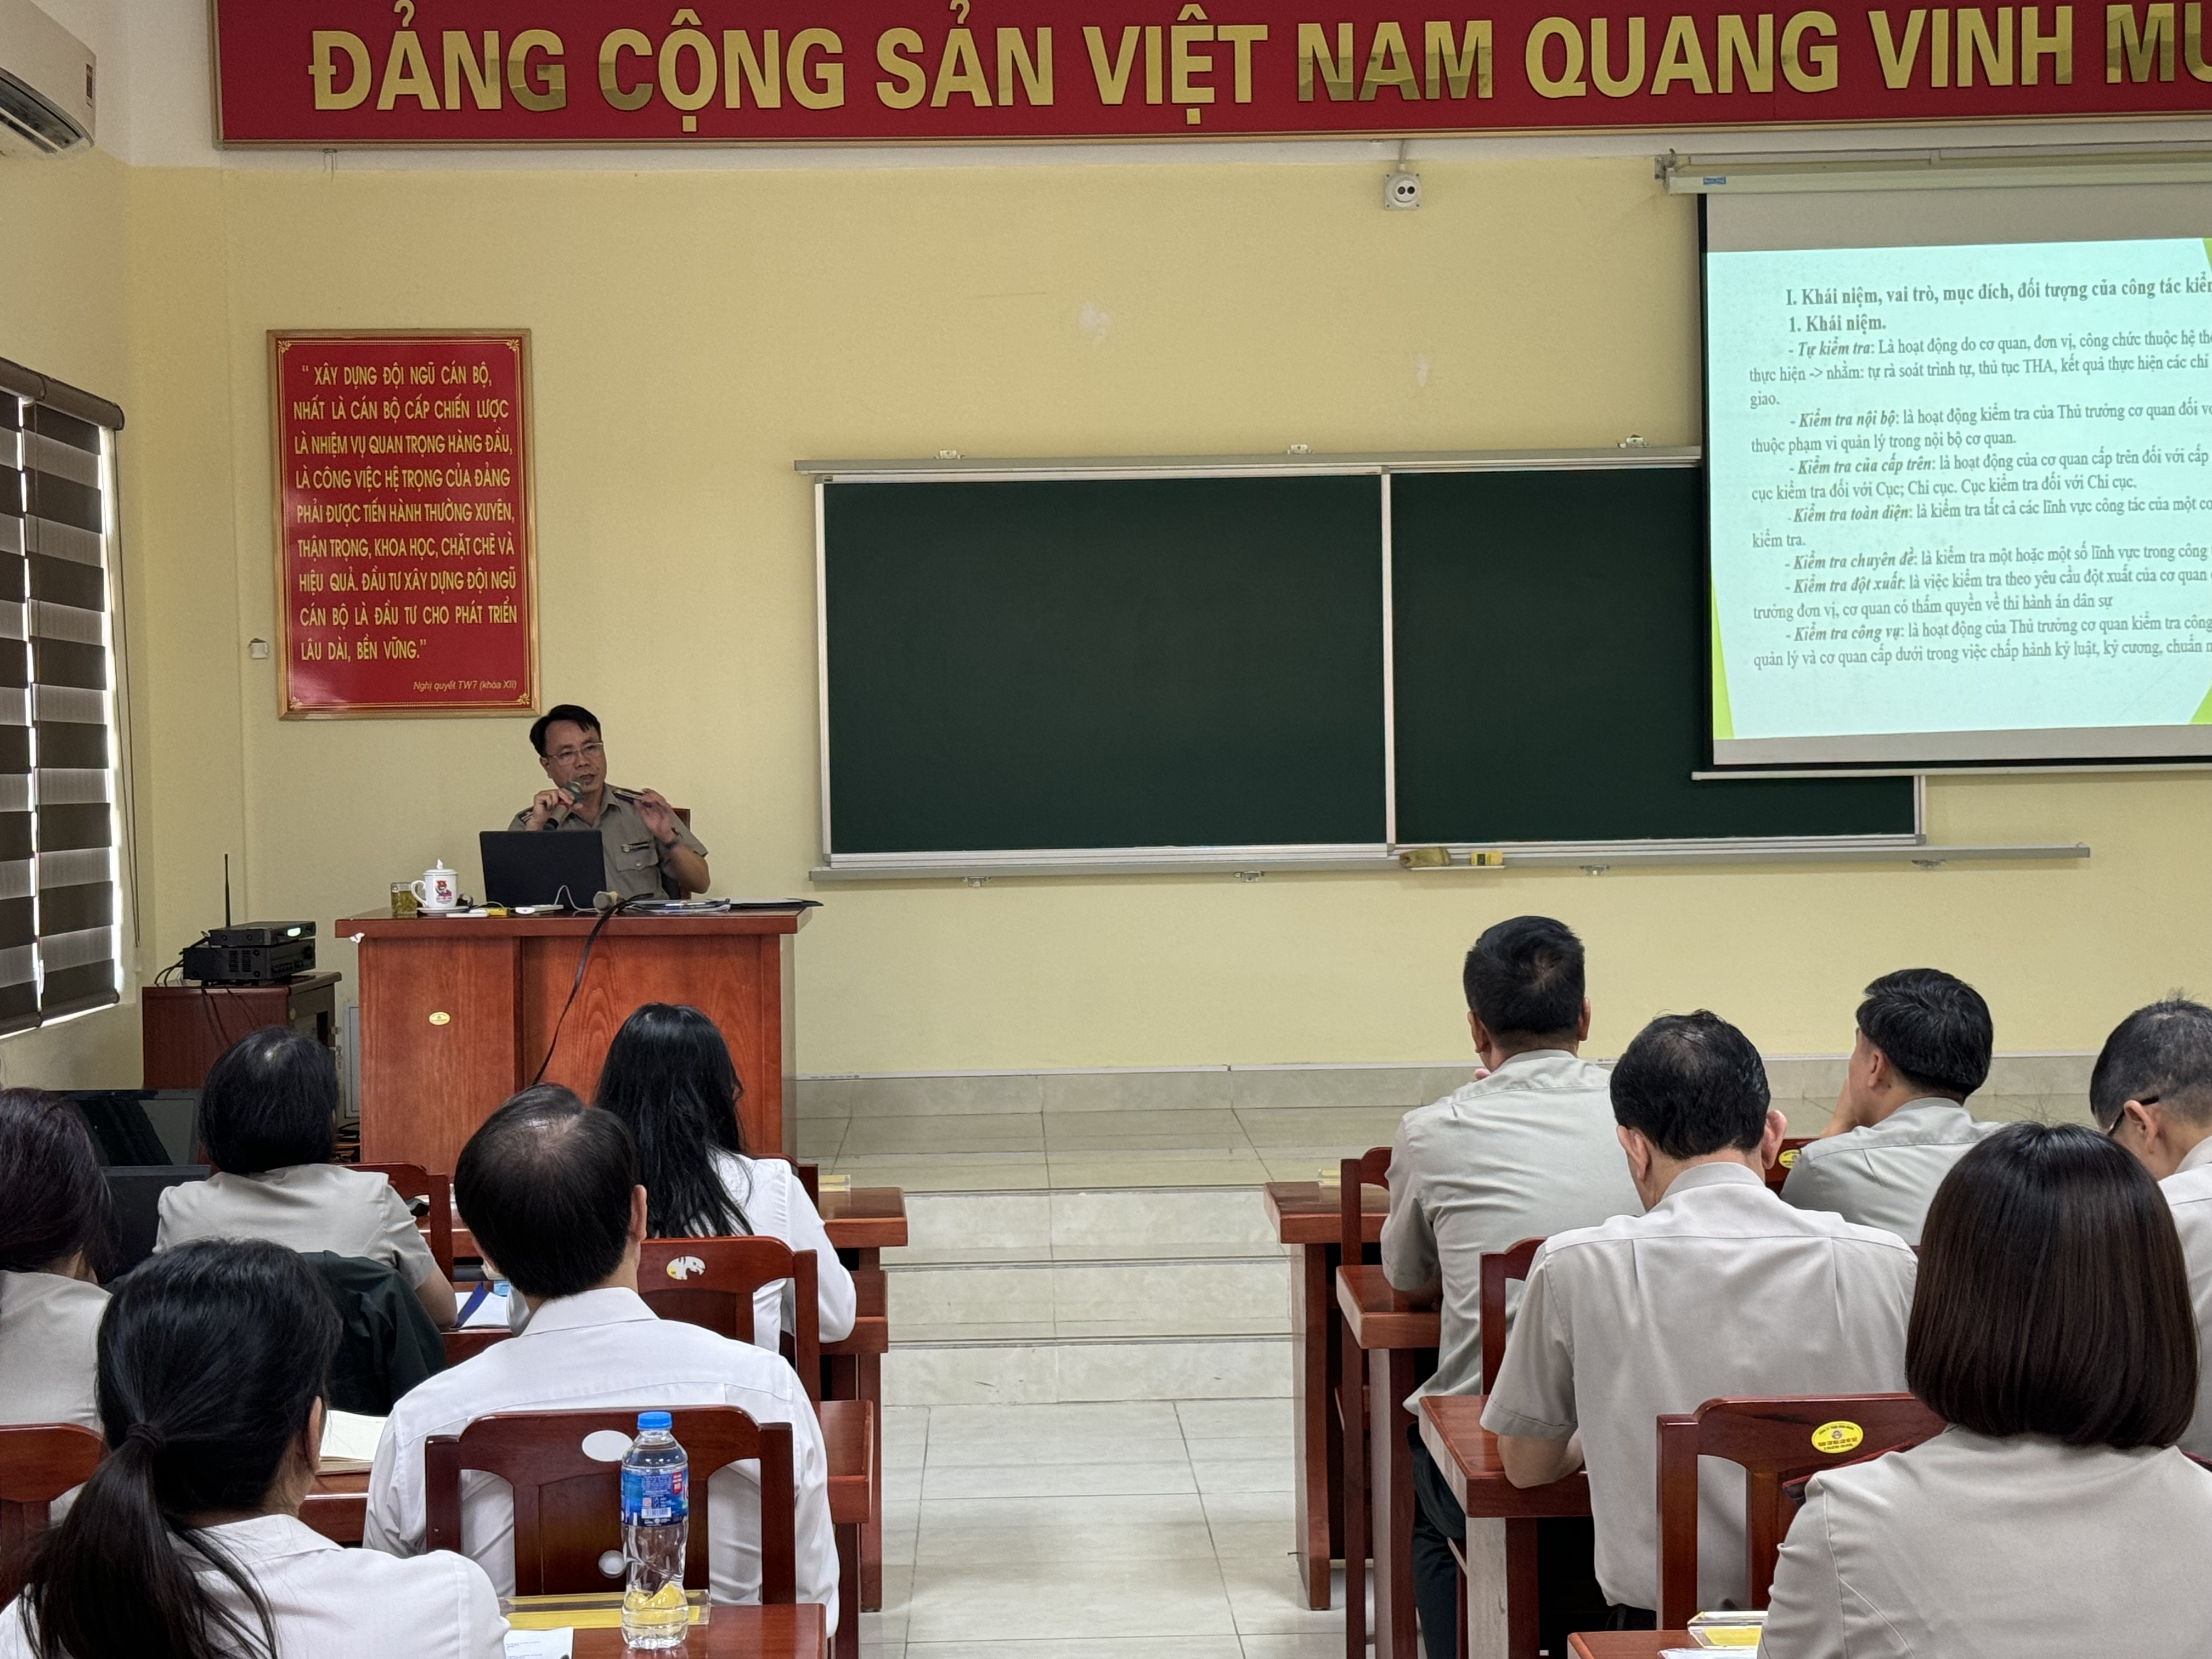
[619,1412,690,1649]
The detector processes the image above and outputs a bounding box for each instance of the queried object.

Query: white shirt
[0,1271,105,1430]
[0,1512,505,1659]
[1758,1428,2212,1658]
[1380,1051,1641,1401]
[707,1152,858,1353]
[2160,1136,2212,1459]
[157,1164,440,1289]
[1780,1097,1998,1245]
[366,1287,837,1629]
[1481,1163,1916,1612]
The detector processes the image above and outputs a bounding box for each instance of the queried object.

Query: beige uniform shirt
[1780,1097,1997,1245]
[2160,1136,2212,1459]
[157,1164,441,1289]
[365,1288,838,1628]
[0,1270,106,1430]
[0,1513,507,1659]
[506,790,708,901]
[1381,1051,1642,1402]
[1758,1429,2212,1659]
[1481,1163,1916,1612]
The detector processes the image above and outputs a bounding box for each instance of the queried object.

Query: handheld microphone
[549,777,584,826]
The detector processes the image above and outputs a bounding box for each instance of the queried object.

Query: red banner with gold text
[213,1,2212,144]
[271,332,538,719]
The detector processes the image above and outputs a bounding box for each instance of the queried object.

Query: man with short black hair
[364,1087,837,1623]
[1482,1011,1916,1623]
[510,702,709,899]
[1781,967,1997,1244]
[1384,916,1639,1659]
[2092,995,2212,1458]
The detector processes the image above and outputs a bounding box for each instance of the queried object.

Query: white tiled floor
[865,1399,1366,1659]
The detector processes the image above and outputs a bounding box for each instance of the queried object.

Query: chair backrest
[1655,1392,1943,1626]
[424,1406,795,1599]
[1339,1146,1392,1259]
[1477,1237,1544,1393]
[353,1161,455,1280]
[1763,1138,1813,1193]
[637,1237,821,1408]
[0,1424,103,1600]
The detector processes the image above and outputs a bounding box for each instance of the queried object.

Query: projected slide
[1708,236,2212,766]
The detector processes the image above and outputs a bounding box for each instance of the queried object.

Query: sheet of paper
[460,1284,514,1329]
[319,1409,386,1465]
[503,1630,573,1659]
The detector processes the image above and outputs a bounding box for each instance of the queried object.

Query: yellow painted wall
[9,147,2203,1084]
[0,148,143,1085]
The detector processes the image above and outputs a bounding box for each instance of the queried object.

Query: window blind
[0,359,125,1034]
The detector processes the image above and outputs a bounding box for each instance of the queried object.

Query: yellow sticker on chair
[1810,1420,1865,1455]
[1778,1148,1799,1168]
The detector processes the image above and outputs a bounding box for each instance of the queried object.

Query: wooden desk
[822,1186,905,1615]
[573,1605,827,1658]
[340,910,809,1172]
[142,971,341,1088]
[1266,1179,1386,1610]
[1566,1635,1694,1658]
[1338,1263,1440,1659]
[1419,1393,1594,1659]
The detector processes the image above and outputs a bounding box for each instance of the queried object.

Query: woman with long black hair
[1758,1122,2212,1656]
[0,1090,112,1431]
[595,1002,855,1350]
[1,1239,504,1659]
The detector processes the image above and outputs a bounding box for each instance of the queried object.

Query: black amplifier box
[182,939,315,985]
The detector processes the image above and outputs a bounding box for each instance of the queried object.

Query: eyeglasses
[547,741,603,766]
[2104,1094,2159,1138]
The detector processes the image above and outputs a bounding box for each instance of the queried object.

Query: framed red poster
[270,330,538,718]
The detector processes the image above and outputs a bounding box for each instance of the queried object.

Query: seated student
[157,1027,458,1328]
[2091,996,2212,1459]
[1381,916,1640,1659]
[1482,1011,1917,1624]
[1781,967,1996,1245]
[2,1239,505,1659]
[1759,1123,2212,1657]
[0,1091,110,1430]
[365,1086,838,1624]
[595,1002,855,1351]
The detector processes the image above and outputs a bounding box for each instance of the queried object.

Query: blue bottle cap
[636,1411,673,1432]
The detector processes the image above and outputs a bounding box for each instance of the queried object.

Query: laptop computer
[479,829,605,910]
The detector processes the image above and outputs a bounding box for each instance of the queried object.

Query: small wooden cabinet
[142,971,342,1090]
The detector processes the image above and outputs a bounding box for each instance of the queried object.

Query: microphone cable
[529,891,635,1087]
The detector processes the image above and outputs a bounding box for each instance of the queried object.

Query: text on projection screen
[1708,237,2212,766]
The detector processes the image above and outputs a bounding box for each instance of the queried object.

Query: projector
[184,921,315,984]
[206,921,314,949]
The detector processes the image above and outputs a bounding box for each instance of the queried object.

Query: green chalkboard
[822,476,1387,854]
[1389,467,1915,843]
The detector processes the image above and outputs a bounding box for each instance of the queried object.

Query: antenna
[223,853,233,930]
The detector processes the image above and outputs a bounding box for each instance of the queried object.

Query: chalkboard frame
[804,450,1930,876]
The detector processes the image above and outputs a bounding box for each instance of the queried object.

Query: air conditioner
[0,0,92,159]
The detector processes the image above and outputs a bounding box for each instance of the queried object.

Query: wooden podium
[339,909,809,1176]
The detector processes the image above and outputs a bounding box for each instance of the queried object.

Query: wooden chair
[353,1160,455,1280]
[425,1405,796,1600]
[638,1238,822,1409]
[1430,1237,1550,1659]
[1655,1393,1943,1627]
[0,1424,102,1601]
[1338,1146,1391,1659]
[1478,1237,1544,1394]
[1763,1138,1813,1193]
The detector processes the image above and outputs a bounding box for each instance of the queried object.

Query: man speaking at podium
[510,703,711,899]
